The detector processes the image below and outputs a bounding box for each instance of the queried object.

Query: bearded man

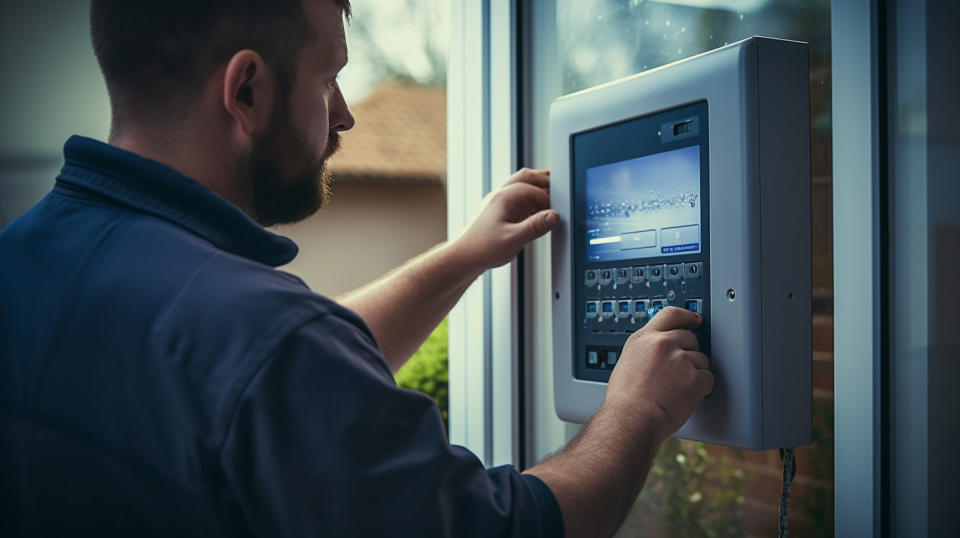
[0,1,713,536]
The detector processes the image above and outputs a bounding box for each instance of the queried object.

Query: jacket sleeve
[219,313,563,538]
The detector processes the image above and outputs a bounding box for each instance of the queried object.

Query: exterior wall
[275,182,447,298]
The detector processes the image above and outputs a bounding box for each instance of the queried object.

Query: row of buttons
[586,298,703,334]
[585,262,702,288]
[587,297,703,321]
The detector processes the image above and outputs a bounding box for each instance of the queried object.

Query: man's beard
[242,101,341,227]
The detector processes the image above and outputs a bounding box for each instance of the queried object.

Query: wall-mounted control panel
[550,37,812,450]
[573,103,711,383]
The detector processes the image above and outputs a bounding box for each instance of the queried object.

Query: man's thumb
[518,209,560,242]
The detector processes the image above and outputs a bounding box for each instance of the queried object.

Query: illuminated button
[686,299,703,315]
[632,300,649,324]
[585,301,599,319]
[647,299,668,318]
[605,350,619,366]
[630,266,645,284]
[685,262,703,279]
[585,270,598,287]
[617,300,632,319]
[587,350,599,366]
[666,263,683,281]
[600,301,615,320]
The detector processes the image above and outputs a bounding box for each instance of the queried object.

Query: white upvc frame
[447,0,522,467]
[831,0,883,535]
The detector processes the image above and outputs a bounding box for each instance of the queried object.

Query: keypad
[582,261,707,369]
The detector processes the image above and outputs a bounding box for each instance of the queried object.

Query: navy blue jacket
[0,136,562,537]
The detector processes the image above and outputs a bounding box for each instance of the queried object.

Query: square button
[605,350,619,366]
[587,350,599,366]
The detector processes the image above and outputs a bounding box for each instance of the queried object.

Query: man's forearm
[524,403,667,538]
[337,168,556,372]
[337,241,483,373]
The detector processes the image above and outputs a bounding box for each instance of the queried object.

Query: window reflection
[557,1,834,535]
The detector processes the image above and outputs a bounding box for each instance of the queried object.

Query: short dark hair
[90,0,351,127]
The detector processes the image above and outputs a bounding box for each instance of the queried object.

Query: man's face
[244,0,354,227]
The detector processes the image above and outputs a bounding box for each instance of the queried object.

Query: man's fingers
[696,369,715,397]
[511,209,560,244]
[500,182,552,221]
[503,168,551,190]
[680,350,710,370]
[664,329,701,351]
[644,306,702,332]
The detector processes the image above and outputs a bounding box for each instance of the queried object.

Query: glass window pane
[555,1,833,536]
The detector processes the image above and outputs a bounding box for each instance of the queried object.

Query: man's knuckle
[652,334,673,354]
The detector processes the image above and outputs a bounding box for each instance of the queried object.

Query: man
[0,0,713,536]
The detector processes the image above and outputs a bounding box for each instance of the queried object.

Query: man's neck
[109,123,248,214]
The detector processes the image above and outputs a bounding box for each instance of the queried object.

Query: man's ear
[222,50,275,137]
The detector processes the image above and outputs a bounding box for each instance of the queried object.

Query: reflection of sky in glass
[558,0,830,94]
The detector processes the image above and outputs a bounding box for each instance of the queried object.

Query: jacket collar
[56,135,299,267]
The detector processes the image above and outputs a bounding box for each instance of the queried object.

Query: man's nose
[331,83,355,132]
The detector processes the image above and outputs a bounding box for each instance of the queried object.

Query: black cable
[778,447,797,538]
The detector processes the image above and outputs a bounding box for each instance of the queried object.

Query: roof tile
[329,84,446,184]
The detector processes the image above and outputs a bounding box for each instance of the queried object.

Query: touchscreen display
[585,145,701,263]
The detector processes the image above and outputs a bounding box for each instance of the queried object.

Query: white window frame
[832,0,883,534]
[446,0,522,467]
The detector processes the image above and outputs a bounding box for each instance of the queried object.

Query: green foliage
[395,318,449,425]
[622,439,746,537]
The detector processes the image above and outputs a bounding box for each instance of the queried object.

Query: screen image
[585,145,701,263]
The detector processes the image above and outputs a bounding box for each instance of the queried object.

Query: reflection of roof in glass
[329,83,446,185]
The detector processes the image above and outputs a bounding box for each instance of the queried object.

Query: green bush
[395,318,449,425]
[621,438,746,537]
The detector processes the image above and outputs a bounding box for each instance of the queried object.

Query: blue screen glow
[585,145,701,263]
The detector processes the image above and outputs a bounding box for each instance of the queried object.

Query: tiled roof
[329,83,446,185]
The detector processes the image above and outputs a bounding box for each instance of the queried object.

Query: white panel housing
[550,37,811,450]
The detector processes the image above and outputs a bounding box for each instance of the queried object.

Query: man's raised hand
[454,168,560,272]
